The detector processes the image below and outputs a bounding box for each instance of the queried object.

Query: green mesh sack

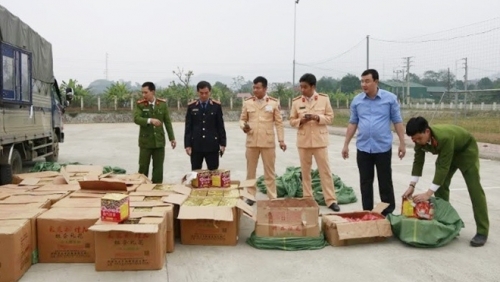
[387,197,465,248]
[246,231,328,251]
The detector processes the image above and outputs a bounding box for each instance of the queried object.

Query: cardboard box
[0,200,51,209]
[0,191,68,206]
[191,170,212,188]
[12,171,61,184]
[0,184,38,192]
[0,209,47,264]
[89,211,167,271]
[0,193,9,201]
[52,197,101,208]
[136,183,175,192]
[101,193,130,222]
[37,208,100,263]
[255,198,320,238]
[130,202,175,253]
[34,183,81,192]
[0,219,32,282]
[162,180,256,246]
[211,169,231,188]
[322,203,393,247]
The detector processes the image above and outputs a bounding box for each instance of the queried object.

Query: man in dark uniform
[133,82,176,183]
[184,81,226,170]
[403,116,489,247]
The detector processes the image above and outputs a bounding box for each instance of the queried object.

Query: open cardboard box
[88,211,167,271]
[161,179,256,246]
[12,171,61,184]
[322,203,393,247]
[0,191,69,206]
[255,198,320,238]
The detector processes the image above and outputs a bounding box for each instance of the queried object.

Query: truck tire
[0,149,22,184]
[0,164,13,185]
[46,132,59,162]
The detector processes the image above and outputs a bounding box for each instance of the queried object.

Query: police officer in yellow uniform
[240,76,286,205]
[184,81,227,170]
[133,82,176,184]
[290,73,340,212]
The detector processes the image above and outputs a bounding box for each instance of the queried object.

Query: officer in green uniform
[403,116,489,247]
[133,82,176,183]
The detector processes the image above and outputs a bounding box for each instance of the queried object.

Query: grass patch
[332,112,500,144]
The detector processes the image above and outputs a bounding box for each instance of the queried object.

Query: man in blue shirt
[341,69,406,215]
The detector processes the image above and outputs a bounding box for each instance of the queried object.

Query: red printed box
[191,170,212,188]
[101,193,130,222]
[211,170,231,188]
[401,198,434,220]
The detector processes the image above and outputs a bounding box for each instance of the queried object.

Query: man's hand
[402,184,415,199]
[243,123,251,133]
[413,190,433,203]
[220,146,225,154]
[341,146,349,159]
[299,116,309,125]
[150,118,162,127]
[185,147,191,156]
[398,143,406,160]
[312,114,320,122]
[170,140,176,149]
[279,141,287,152]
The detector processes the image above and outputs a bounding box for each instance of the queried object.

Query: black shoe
[328,203,340,212]
[470,234,487,247]
[246,199,255,206]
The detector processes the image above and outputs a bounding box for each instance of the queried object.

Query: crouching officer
[184,81,227,170]
[133,82,176,184]
[403,116,489,247]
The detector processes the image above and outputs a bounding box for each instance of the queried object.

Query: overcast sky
[2,0,500,86]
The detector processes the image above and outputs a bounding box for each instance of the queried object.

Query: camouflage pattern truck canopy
[0,4,54,83]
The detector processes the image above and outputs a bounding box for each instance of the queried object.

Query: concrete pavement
[20,122,500,282]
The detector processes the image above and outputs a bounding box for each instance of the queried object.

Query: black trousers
[356,149,395,216]
[190,151,219,171]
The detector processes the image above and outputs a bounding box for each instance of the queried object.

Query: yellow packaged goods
[401,198,434,220]
[190,189,208,197]
[133,207,153,212]
[153,184,173,191]
[230,183,239,189]
[191,170,212,188]
[218,198,238,207]
[101,193,130,223]
[200,197,222,207]
[182,197,204,206]
[144,196,163,201]
[207,189,225,197]
[211,169,231,188]
[223,189,240,198]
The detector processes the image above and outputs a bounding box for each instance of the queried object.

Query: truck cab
[0,5,72,184]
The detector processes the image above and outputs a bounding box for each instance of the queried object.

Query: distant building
[379,80,430,102]
[236,93,252,99]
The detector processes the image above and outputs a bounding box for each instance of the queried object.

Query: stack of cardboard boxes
[0,165,174,281]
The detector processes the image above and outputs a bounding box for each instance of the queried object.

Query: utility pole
[366,35,370,69]
[105,52,109,80]
[462,57,468,116]
[292,0,299,91]
[403,56,413,106]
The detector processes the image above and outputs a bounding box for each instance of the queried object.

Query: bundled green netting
[387,197,465,248]
[246,232,328,251]
[257,166,357,205]
[30,162,126,174]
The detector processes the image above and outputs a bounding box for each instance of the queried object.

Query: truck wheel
[11,149,23,175]
[46,132,59,162]
[0,165,13,185]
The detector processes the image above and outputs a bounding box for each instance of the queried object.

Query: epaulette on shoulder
[157,98,167,102]
[268,96,278,101]
[188,100,197,106]
[211,99,221,105]
[137,99,146,104]
[318,93,328,97]
[292,95,302,101]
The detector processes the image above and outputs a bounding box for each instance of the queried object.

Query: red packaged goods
[340,213,384,222]
[191,170,211,188]
[211,170,231,188]
[401,198,434,220]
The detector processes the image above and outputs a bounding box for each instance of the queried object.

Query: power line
[371,27,500,44]
[297,38,365,65]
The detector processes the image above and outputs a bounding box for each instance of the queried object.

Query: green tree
[339,74,360,93]
[316,76,339,93]
[173,67,195,104]
[477,77,494,90]
[211,82,233,106]
[59,79,91,98]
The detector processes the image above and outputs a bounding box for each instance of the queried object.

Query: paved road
[21,122,500,282]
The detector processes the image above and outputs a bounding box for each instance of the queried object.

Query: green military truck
[0,5,73,184]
